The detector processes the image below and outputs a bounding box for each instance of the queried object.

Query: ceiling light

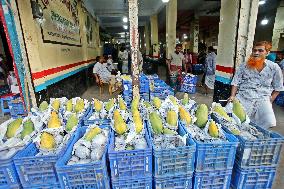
[123,25,128,30]
[183,34,188,39]
[261,18,268,25]
[123,16,128,23]
[259,0,266,5]
[162,0,169,3]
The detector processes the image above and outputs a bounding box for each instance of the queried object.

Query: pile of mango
[68,126,109,165]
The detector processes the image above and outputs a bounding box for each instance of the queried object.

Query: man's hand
[270,96,276,103]
[96,78,100,84]
[228,96,235,102]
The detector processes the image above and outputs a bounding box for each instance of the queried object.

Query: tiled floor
[1,65,283,188]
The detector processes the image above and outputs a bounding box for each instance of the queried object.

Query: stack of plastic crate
[8,97,27,118]
[140,74,150,101]
[122,79,132,107]
[108,123,153,188]
[148,121,196,189]
[179,121,239,189]
[227,123,284,189]
[180,74,198,94]
[211,113,284,189]
[149,79,174,100]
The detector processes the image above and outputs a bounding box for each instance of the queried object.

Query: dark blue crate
[0,151,22,189]
[13,133,75,188]
[180,84,196,94]
[108,129,152,180]
[182,75,198,85]
[193,169,232,189]
[56,127,110,189]
[192,64,204,72]
[111,177,152,189]
[8,100,27,118]
[275,94,284,106]
[179,122,239,172]
[148,121,196,178]
[231,165,276,189]
[154,174,193,189]
[221,123,284,169]
[82,107,112,126]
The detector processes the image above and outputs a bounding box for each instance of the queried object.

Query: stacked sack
[146,95,196,189]
[212,100,284,189]
[108,96,153,188]
[180,73,198,94]
[179,94,239,189]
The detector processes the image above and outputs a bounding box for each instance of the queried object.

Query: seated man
[93,56,118,92]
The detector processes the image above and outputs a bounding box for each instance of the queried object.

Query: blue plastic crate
[231,165,276,189]
[8,99,27,118]
[275,94,284,106]
[192,64,204,73]
[82,107,112,126]
[111,177,152,189]
[221,123,284,169]
[179,122,239,172]
[148,121,196,178]
[193,169,232,189]
[180,84,196,94]
[154,174,193,189]
[13,134,75,188]
[0,152,22,189]
[108,129,152,180]
[182,74,198,85]
[56,127,110,189]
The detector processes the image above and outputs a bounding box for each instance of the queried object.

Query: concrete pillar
[272,0,284,51]
[144,23,151,55]
[214,0,259,103]
[235,0,259,67]
[128,0,140,96]
[150,14,159,57]
[192,15,199,53]
[166,0,177,58]
[190,15,199,53]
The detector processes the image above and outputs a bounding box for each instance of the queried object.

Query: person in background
[184,49,193,73]
[197,47,207,87]
[106,55,117,74]
[229,41,284,129]
[204,46,216,95]
[266,52,277,62]
[118,47,129,74]
[167,44,186,87]
[93,56,114,84]
[279,58,284,77]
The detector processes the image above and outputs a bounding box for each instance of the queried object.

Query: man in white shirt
[93,56,114,84]
[118,47,129,74]
[167,44,186,87]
